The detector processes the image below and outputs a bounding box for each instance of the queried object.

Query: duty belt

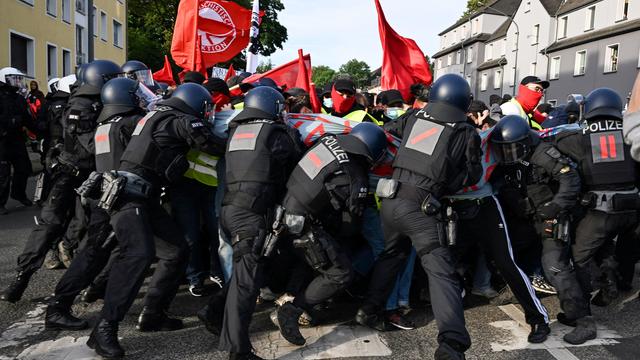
[117,171,153,198]
[588,189,639,213]
[395,181,433,202]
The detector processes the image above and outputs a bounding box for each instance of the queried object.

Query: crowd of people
[1,58,640,360]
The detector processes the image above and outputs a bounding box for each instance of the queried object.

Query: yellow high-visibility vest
[507,99,543,130]
[183,149,219,187]
[343,109,383,126]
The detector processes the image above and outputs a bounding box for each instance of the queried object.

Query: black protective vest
[59,94,102,169]
[94,114,141,173]
[286,135,351,216]
[579,119,635,188]
[225,119,287,185]
[393,111,466,189]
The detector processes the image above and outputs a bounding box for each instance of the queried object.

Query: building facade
[1,0,127,93]
[433,0,640,107]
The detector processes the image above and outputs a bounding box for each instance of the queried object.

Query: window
[617,0,630,20]
[481,73,488,91]
[472,18,479,35]
[62,49,72,76]
[46,0,56,16]
[465,75,472,85]
[467,47,473,63]
[509,67,516,86]
[462,25,467,39]
[486,43,493,61]
[47,44,58,80]
[574,50,587,76]
[76,0,86,15]
[585,6,595,31]
[113,20,123,48]
[453,30,458,44]
[62,0,71,23]
[92,7,97,37]
[550,56,560,80]
[10,32,35,77]
[456,51,461,64]
[530,62,537,76]
[605,44,619,73]
[19,0,34,5]
[559,16,568,38]
[447,54,453,66]
[442,35,447,49]
[494,69,502,89]
[501,38,506,56]
[76,25,85,65]
[531,24,540,45]
[525,0,531,12]
[100,11,107,40]
[638,48,640,68]
[438,58,443,69]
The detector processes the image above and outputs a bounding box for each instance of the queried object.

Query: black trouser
[218,204,266,354]
[454,196,549,325]
[60,196,88,250]
[0,136,32,206]
[364,196,471,351]
[101,199,188,322]
[51,205,115,307]
[572,209,638,300]
[16,170,85,274]
[499,207,543,277]
[292,224,354,312]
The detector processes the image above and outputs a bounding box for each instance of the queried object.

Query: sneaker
[490,286,518,306]
[275,293,295,307]
[57,241,74,269]
[44,250,63,270]
[189,283,205,297]
[471,287,499,299]
[531,275,557,294]
[398,304,412,316]
[209,275,224,289]
[386,311,415,330]
[0,206,8,215]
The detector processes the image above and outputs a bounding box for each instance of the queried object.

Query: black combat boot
[563,315,597,345]
[81,283,106,303]
[197,302,224,336]
[434,341,466,360]
[527,323,550,343]
[0,271,34,303]
[45,301,88,330]
[137,307,183,332]
[87,319,124,359]
[276,302,306,346]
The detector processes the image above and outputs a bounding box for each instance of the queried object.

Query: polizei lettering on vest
[321,136,349,164]
[583,120,623,134]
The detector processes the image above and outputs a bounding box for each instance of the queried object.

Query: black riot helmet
[161,82,214,122]
[234,86,285,122]
[83,60,122,89]
[97,77,144,123]
[490,115,537,165]
[583,87,623,121]
[122,60,154,87]
[342,122,388,164]
[427,74,472,122]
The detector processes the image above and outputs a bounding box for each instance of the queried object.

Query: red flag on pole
[224,64,236,81]
[242,54,311,90]
[153,55,176,86]
[375,0,432,102]
[171,0,259,70]
[293,49,321,113]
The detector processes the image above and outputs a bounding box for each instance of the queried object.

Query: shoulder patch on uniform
[110,116,123,123]
[545,146,561,159]
[191,121,204,128]
[154,106,171,112]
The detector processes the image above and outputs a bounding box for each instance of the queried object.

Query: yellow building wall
[93,0,126,65]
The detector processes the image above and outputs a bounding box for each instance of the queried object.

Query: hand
[537,202,561,220]
[220,103,233,112]
[629,72,640,114]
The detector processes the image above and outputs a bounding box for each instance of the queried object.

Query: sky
[267,0,468,70]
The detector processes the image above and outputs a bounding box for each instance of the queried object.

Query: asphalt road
[1,178,640,360]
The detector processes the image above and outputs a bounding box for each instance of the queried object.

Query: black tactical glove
[537,201,562,220]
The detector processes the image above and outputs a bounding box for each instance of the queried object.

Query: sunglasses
[526,84,545,93]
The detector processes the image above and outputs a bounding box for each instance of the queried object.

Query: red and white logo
[198,1,237,54]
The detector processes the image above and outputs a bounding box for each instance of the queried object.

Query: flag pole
[245,0,260,73]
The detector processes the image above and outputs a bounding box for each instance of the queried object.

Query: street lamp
[481,4,519,96]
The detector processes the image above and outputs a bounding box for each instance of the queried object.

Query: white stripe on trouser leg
[491,195,549,323]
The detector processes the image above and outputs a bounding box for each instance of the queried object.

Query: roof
[438,0,521,36]
[556,0,599,15]
[432,34,491,59]
[487,19,511,42]
[539,0,565,15]
[542,18,640,53]
[477,57,508,71]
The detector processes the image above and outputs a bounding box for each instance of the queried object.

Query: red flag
[293,49,321,113]
[153,55,177,86]
[375,0,432,102]
[171,0,259,70]
[224,64,236,81]
[195,36,209,78]
[242,54,311,90]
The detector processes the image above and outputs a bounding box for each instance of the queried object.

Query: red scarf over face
[331,86,356,114]
[212,93,231,109]
[516,84,543,113]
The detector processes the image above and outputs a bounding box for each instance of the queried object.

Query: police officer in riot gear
[84,83,225,358]
[555,88,640,310]
[0,60,121,303]
[44,77,147,331]
[491,116,587,344]
[198,86,304,360]
[356,74,483,360]
[276,122,387,346]
[122,60,154,88]
[0,67,34,215]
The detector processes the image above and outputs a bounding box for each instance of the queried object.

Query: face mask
[323,97,333,109]
[516,84,544,113]
[331,86,356,114]
[385,107,402,120]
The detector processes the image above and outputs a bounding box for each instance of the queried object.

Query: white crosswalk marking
[14,336,98,360]
[0,304,46,349]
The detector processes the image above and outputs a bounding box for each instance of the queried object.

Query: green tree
[461,0,484,18]
[311,65,336,89]
[256,59,274,73]
[338,59,372,89]
[127,0,288,74]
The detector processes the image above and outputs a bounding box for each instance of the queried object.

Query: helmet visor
[5,74,26,90]
[135,82,161,111]
[133,69,154,87]
[203,101,216,124]
[493,142,528,165]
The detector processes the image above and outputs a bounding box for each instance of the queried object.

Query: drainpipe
[88,0,94,62]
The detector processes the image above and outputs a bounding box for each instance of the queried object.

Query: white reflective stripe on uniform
[197,153,219,167]
[132,111,156,136]
[94,123,112,155]
[188,161,218,177]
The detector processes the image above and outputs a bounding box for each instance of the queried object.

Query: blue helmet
[162,83,214,121]
[345,122,388,164]
[83,60,122,89]
[583,88,623,120]
[490,115,536,164]
[234,86,286,121]
[428,74,472,113]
